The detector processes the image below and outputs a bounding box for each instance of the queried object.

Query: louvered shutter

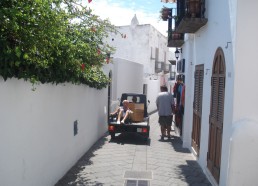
[207,48,226,184]
[192,65,204,155]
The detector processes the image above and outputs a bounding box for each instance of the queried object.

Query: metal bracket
[225,42,232,49]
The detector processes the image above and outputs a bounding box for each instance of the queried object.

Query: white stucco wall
[233,0,258,123]
[226,1,258,186]
[111,58,144,101]
[107,24,169,75]
[227,119,258,186]
[143,77,160,113]
[181,34,194,149]
[105,57,159,114]
[0,78,108,186]
[109,25,150,72]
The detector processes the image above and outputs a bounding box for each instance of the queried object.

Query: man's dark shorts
[158,115,173,128]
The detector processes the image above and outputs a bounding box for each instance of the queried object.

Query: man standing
[156,85,174,140]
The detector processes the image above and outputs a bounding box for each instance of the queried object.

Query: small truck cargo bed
[108,93,150,140]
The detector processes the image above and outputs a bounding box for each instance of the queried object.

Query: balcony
[167,30,184,47]
[155,61,171,74]
[175,0,208,33]
[155,61,163,73]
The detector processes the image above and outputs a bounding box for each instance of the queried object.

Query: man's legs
[166,124,171,138]
[167,115,173,138]
[159,116,168,140]
[160,124,166,137]
[121,110,130,124]
[117,110,122,124]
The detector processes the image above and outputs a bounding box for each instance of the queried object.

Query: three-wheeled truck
[108,93,150,140]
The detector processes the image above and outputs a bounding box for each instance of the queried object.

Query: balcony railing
[155,61,171,74]
[175,0,208,33]
[167,30,184,47]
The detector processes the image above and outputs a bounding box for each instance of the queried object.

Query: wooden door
[191,64,204,156]
[207,48,226,184]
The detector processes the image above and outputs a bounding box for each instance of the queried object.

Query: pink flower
[81,63,85,70]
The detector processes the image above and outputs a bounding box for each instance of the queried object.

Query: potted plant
[160,7,172,21]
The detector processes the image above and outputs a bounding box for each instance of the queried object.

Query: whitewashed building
[106,15,175,113]
[163,0,258,185]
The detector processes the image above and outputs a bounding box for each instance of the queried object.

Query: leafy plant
[159,6,172,21]
[0,0,117,89]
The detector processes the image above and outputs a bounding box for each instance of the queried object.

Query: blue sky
[86,0,176,36]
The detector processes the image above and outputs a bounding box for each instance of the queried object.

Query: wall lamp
[175,48,182,60]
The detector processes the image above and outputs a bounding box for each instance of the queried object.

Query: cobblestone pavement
[55,112,212,186]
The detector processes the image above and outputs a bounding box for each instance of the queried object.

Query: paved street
[55,112,212,186]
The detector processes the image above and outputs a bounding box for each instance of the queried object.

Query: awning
[160,0,176,3]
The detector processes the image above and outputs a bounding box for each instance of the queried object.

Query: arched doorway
[207,47,226,184]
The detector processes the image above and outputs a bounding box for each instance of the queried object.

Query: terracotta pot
[172,33,181,40]
[161,8,171,21]
[188,0,200,18]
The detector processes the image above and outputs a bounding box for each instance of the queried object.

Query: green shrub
[0,0,116,89]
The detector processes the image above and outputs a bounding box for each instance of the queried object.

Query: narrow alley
[55,112,211,186]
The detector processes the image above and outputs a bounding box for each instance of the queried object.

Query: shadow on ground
[157,134,212,185]
[55,133,109,186]
[109,133,151,146]
[157,134,190,153]
[176,160,212,186]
